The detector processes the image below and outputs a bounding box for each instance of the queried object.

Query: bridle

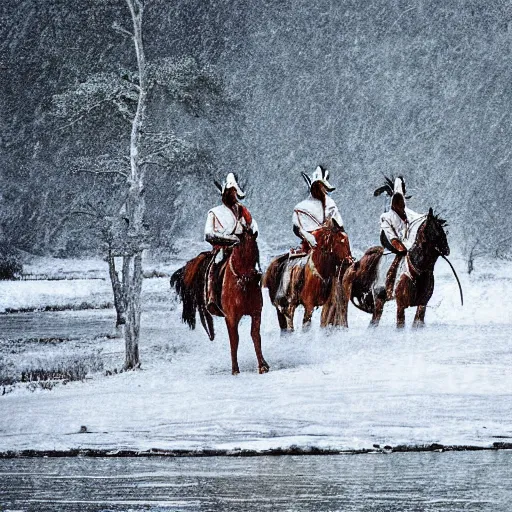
[405,218,432,278]
[406,217,462,306]
[228,232,260,283]
[309,225,350,281]
[406,253,422,278]
[229,256,260,282]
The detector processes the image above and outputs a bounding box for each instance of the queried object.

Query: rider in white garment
[204,172,258,254]
[376,176,423,298]
[379,177,421,254]
[204,172,258,314]
[274,166,346,302]
[292,166,344,250]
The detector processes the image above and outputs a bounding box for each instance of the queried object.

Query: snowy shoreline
[2,442,512,459]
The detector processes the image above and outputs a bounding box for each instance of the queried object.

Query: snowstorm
[1,0,512,509]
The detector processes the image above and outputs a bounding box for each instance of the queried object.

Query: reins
[408,217,464,306]
[228,233,260,284]
[307,256,326,282]
[406,253,422,278]
[404,214,427,241]
[229,256,260,282]
[439,254,464,306]
[406,216,437,276]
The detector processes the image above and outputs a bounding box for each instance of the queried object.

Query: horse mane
[412,210,448,250]
[431,211,448,227]
[420,210,448,232]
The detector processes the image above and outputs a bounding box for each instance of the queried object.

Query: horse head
[415,208,450,258]
[230,226,260,278]
[425,208,450,256]
[313,217,353,264]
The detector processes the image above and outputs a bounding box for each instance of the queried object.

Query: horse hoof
[232,369,240,376]
[259,360,270,373]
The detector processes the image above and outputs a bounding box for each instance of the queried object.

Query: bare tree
[52,0,229,369]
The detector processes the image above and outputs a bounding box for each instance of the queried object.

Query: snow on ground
[0,254,182,313]
[0,279,111,313]
[0,256,511,453]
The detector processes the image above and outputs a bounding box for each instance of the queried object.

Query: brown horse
[263,218,353,332]
[340,208,450,328]
[171,227,269,375]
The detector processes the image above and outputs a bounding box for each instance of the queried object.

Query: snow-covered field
[0,256,511,454]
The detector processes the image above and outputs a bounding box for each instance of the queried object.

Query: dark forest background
[1,0,511,268]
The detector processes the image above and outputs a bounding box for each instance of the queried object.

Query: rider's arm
[380,212,399,243]
[249,218,259,235]
[326,199,344,229]
[204,212,239,246]
[380,213,407,254]
[390,238,407,254]
[292,210,317,247]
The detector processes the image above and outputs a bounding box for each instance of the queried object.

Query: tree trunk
[122,0,147,370]
[123,252,143,369]
[107,248,126,329]
[467,254,474,275]
[467,240,478,275]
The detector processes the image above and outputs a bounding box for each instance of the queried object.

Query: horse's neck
[311,245,336,278]
[409,229,439,273]
[403,215,426,246]
[230,240,258,276]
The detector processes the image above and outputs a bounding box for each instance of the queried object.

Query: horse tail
[198,304,215,341]
[262,253,288,303]
[170,266,197,330]
[170,252,215,340]
[347,246,384,314]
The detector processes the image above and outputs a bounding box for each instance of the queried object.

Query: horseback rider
[377,176,421,298]
[204,172,258,314]
[292,165,344,252]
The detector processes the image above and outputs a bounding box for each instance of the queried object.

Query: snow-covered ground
[0,256,511,454]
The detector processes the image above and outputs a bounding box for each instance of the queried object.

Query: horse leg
[412,305,426,328]
[339,290,349,329]
[251,313,269,374]
[396,305,406,329]
[320,273,344,328]
[396,278,408,329]
[320,302,332,327]
[276,307,288,333]
[226,317,241,375]
[370,296,385,327]
[302,303,314,330]
[284,305,296,331]
[340,270,355,328]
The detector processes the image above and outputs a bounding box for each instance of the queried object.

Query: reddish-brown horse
[340,208,450,328]
[171,227,269,375]
[263,218,353,332]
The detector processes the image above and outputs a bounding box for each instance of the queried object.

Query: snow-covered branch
[147,57,233,118]
[112,21,133,38]
[68,155,129,178]
[139,131,207,170]
[52,72,139,125]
